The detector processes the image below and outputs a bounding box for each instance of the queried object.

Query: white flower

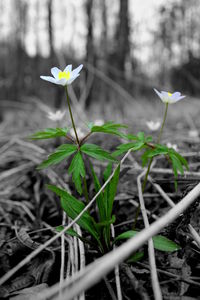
[167,142,178,151]
[154,88,185,104]
[94,119,104,126]
[47,110,66,122]
[40,64,83,86]
[188,130,199,138]
[146,120,161,131]
[69,128,85,139]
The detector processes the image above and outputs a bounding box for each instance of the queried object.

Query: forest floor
[0,96,200,300]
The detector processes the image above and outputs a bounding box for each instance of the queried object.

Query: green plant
[113,89,188,229]
[30,66,188,255]
[29,64,128,253]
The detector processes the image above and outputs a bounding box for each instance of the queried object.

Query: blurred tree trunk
[47,0,54,57]
[115,0,130,73]
[86,0,94,67]
[85,0,94,108]
[47,0,62,108]
[99,0,108,113]
[32,0,40,97]
[12,0,28,100]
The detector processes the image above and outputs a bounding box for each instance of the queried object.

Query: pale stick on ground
[59,212,66,297]
[75,224,85,300]
[111,224,122,300]
[37,182,200,300]
[137,170,162,300]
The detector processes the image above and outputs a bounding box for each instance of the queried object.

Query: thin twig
[75,224,85,300]
[73,225,79,273]
[111,225,122,300]
[137,171,162,300]
[148,176,175,207]
[59,212,66,296]
[188,224,200,248]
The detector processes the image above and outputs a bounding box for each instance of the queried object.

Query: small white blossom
[167,142,178,151]
[94,119,104,126]
[69,128,85,139]
[188,130,199,138]
[146,120,161,131]
[47,110,66,122]
[40,64,83,86]
[154,88,185,104]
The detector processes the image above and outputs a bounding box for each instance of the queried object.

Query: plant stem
[133,103,169,229]
[142,103,168,192]
[157,103,168,144]
[142,157,153,193]
[79,132,92,146]
[65,86,80,145]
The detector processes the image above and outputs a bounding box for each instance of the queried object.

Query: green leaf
[37,144,77,169]
[153,235,181,252]
[126,132,152,143]
[68,151,86,194]
[114,230,137,242]
[137,132,145,141]
[125,134,138,141]
[146,136,153,142]
[170,153,184,175]
[141,144,169,166]
[81,143,117,162]
[90,164,106,222]
[106,164,120,219]
[96,215,116,228]
[147,144,169,157]
[91,163,120,248]
[29,127,69,140]
[103,163,113,182]
[115,230,181,252]
[141,149,152,166]
[113,141,145,156]
[47,185,100,243]
[170,150,189,171]
[91,121,128,139]
[127,251,144,263]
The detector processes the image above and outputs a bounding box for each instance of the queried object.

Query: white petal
[72,64,83,77]
[178,95,186,100]
[172,95,185,101]
[64,65,72,72]
[172,97,184,103]
[66,74,80,85]
[172,92,181,98]
[40,76,57,84]
[160,91,170,98]
[55,78,67,86]
[153,88,163,100]
[51,67,61,79]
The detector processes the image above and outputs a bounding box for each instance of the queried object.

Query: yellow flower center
[168,92,172,96]
[58,71,71,80]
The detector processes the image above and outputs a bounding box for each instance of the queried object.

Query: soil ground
[0,96,200,299]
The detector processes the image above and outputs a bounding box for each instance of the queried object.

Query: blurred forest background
[1,0,200,116]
